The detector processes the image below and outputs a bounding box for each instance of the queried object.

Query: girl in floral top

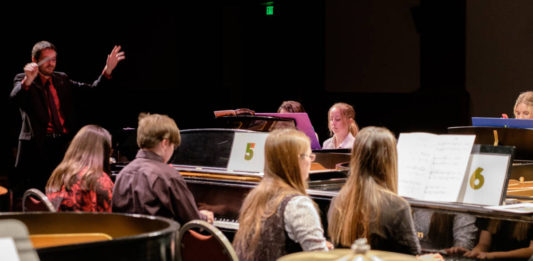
[46,124,114,212]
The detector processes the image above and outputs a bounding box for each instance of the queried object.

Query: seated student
[272,100,307,130]
[412,209,477,254]
[278,100,306,113]
[233,128,331,261]
[46,125,114,212]
[112,113,213,224]
[461,219,533,260]
[328,126,421,255]
[274,100,319,142]
[514,91,533,119]
[322,102,359,149]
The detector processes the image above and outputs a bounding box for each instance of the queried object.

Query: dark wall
[466,0,533,118]
[3,3,224,178]
[2,1,495,180]
[324,0,469,137]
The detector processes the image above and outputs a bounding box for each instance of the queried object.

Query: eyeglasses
[299,153,316,162]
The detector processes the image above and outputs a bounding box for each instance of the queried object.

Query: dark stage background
[3,0,531,183]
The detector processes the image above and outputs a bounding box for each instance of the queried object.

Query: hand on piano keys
[199,210,214,224]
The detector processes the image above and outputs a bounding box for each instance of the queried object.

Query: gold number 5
[244,143,255,160]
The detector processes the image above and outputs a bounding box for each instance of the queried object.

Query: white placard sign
[0,237,20,261]
[227,132,269,173]
[458,153,511,206]
[397,133,475,202]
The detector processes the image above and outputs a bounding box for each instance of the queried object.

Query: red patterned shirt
[47,171,114,212]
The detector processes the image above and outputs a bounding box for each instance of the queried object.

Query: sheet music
[397,133,475,202]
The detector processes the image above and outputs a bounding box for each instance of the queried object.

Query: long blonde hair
[328,127,398,247]
[233,128,310,259]
[328,102,359,137]
[46,125,112,193]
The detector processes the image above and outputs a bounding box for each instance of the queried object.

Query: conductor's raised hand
[104,45,126,75]
[23,62,39,86]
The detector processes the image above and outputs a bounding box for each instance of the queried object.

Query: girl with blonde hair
[513,91,533,119]
[322,102,359,149]
[328,126,421,254]
[233,128,330,261]
[46,124,114,212]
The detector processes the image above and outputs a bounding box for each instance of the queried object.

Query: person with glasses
[111,113,214,225]
[233,128,331,261]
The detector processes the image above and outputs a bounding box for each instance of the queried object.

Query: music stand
[472,117,533,129]
[255,113,321,150]
[448,126,533,161]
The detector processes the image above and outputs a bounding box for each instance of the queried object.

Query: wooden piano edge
[406,198,533,223]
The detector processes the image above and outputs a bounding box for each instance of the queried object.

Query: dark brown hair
[277,100,306,113]
[32,40,56,60]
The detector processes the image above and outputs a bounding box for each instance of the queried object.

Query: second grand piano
[169,128,350,239]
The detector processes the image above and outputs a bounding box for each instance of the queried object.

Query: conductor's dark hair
[32,40,56,60]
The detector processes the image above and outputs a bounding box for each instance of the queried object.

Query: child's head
[514,91,533,119]
[328,102,358,137]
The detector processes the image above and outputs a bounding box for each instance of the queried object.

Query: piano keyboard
[214,218,239,231]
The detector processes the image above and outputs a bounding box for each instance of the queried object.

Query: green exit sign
[263,1,274,16]
[266,5,274,15]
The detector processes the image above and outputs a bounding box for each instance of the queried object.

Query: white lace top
[322,133,355,149]
[283,195,329,251]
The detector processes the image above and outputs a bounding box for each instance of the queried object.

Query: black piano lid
[171,128,267,177]
[448,126,533,161]
[171,128,239,169]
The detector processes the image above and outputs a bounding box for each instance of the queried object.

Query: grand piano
[112,113,351,238]
[111,114,533,258]
[169,128,349,239]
